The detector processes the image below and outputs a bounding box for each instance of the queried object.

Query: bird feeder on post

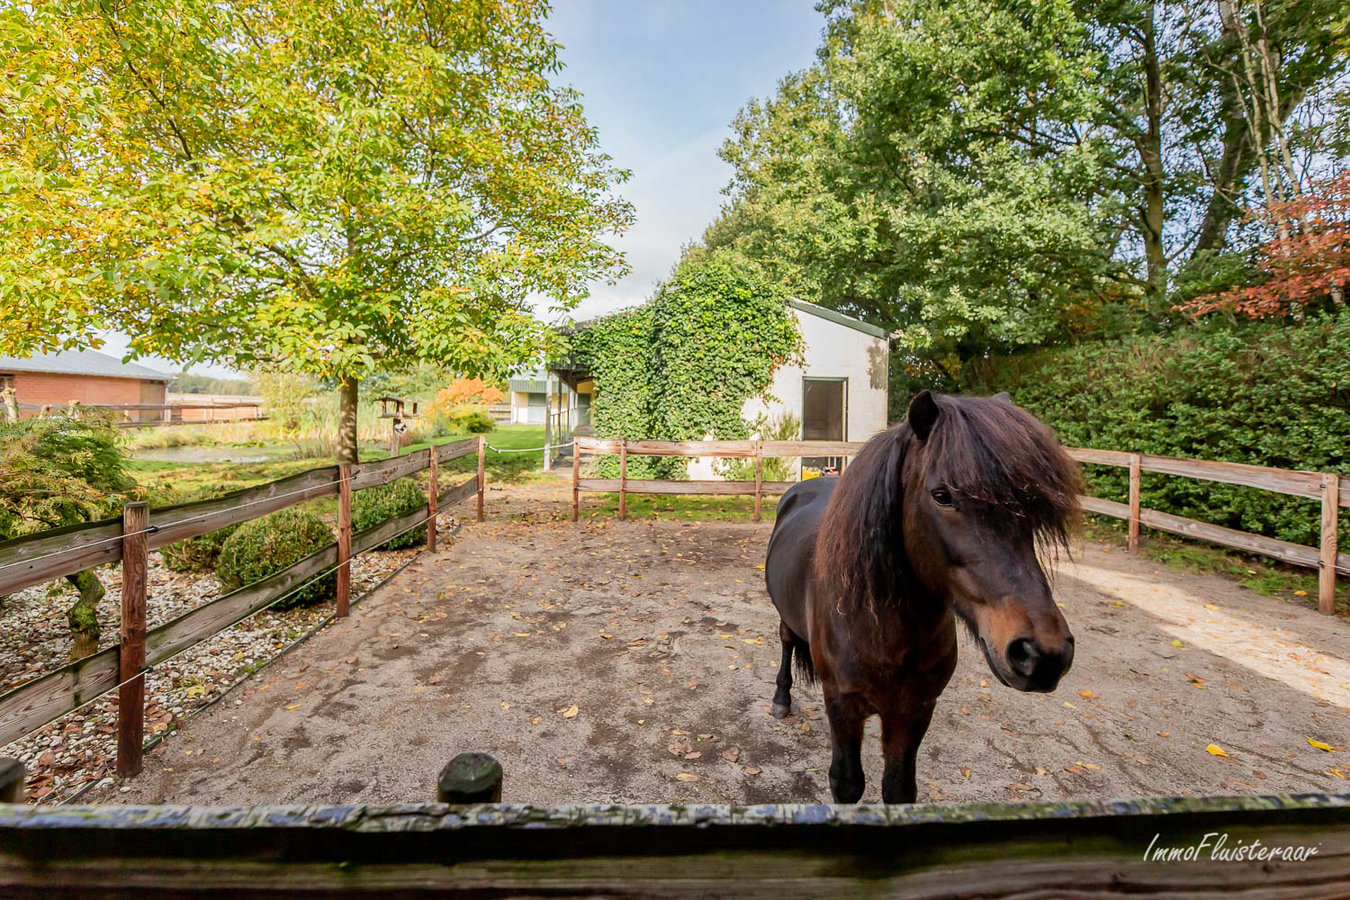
[378,396,419,459]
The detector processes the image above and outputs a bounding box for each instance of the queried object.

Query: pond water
[131,444,299,464]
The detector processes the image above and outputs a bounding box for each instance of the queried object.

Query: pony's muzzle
[1006,635,1074,692]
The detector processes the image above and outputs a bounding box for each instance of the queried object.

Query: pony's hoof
[771,702,791,720]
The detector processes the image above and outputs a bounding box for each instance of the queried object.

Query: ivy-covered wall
[571,253,804,478]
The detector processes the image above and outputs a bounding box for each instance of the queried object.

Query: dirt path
[93,481,1350,806]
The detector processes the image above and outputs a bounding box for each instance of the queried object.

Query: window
[0,374,13,394]
[802,377,847,474]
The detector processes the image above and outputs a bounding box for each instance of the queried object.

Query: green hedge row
[961,312,1350,550]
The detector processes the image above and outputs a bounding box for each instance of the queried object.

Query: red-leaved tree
[1180,171,1350,319]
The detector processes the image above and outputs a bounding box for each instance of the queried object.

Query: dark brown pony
[764,391,1082,803]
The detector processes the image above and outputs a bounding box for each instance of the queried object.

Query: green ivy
[572,252,804,478]
[962,312,1350,550]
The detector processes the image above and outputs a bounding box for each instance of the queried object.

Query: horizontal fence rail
[573,437,1343,614]
[1,793,1348,894]
[572,437,865,524]
[0,436,488,764]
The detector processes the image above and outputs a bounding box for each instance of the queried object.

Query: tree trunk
[1140,3,1168,303]
[337,376,360,465]
[1,387,18,422]
[66,569,104,662]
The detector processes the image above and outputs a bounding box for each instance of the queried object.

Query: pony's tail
[792,640,818,685]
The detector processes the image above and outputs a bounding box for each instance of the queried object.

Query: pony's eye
[931,486,954,507]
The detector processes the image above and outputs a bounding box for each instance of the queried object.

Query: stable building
[0,349,172,421]
[543,299,889,476]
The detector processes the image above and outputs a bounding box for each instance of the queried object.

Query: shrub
[161,524,238,572]
[456,408,496,434]
[156,486,239,572]
[962,312,1350,550]
[352,477,427,550]
[216,508,336,609]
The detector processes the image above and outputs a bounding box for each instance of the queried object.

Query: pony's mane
[814,393,1082,615]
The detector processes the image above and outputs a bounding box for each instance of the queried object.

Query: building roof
[562,299,889,340]
[787,299,890,339]
[0,349,172,382]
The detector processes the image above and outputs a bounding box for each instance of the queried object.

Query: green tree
[701,0,1349,369]
[0,0,632,462]
[706,0,1118,371]
[0,413,137,659]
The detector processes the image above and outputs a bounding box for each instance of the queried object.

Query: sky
[100,1,825,377]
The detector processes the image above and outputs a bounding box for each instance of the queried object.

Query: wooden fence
[572,437,1345,615]
[17,401,265,426]
[1,789,1346,894]
[0,437,488,772]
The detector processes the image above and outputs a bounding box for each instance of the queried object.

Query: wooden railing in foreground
[573,437,1345,615]
[0,436,488,772]
[1,790,1348,894]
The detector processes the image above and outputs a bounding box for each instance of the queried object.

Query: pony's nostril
[1006,638,1040,677]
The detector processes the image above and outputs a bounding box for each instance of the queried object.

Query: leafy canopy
[0,0,633,383]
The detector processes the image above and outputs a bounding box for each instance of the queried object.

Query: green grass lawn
[578,492,782,523]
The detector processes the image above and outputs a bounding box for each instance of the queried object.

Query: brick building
[0,349,171,421]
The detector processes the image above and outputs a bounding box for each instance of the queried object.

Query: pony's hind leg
[772,621,795,719]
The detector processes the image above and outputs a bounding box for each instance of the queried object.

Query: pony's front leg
[878,699,937,804]
[823,687,868,803]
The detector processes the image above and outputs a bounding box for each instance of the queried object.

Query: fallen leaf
[1035,766,1048,776]
[561,704,579,719]
[742,766,762,776]
[684,751,702,760]
[1170,640,1185,648]
[1078,689,1096,699]
[675,773,700,782]
[721,748,741,763]
[1064,764,1088,776]
[1206,743,1228,758]
[1308,738,1334,752]
[960,766,971,778]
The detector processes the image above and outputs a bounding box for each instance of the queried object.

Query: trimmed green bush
[353,477,427,550]
[216,508,336,609]
[962,312,1350,550]
[456,409,496,434]
[161,524,238,572]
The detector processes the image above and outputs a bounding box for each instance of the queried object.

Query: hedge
[961,312,1350,551]
[217,508,337,609]
[352,477,427,550]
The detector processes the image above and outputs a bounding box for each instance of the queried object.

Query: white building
[542,299,889,476]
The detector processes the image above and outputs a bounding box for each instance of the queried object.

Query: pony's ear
[908,390,940,442]
[992,391,1010,403]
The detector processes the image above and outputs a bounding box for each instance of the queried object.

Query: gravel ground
[89,481,1350,808]
[0,527,443,803]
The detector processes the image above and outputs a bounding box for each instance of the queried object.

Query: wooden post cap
[437,752,503,803]
[0,757,24,803]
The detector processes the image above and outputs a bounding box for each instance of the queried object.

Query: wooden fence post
[336,463,352,618]
[437,752,503,803]
[426,448,438,553]
[0,757,22,802]
[1321,473,1340,616]
[619,440,628,521]
[1128,453,1142,554]
[117,501,148,779]
[571,443,581,523]
[388,417,401,459]
[477,436,486,523]
[753,442,764,523]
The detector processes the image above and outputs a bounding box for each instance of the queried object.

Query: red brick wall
[8,373,166,419]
